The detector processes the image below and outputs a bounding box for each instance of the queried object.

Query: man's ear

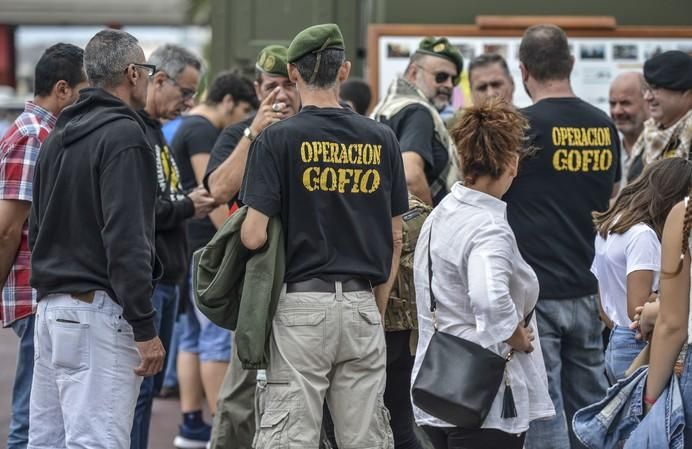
[519,63,529,83]
[254,80,262,99]
[338,61,351,82]
[53,80,70,101]
[152,71,167,88]
[223,93,236,112]
[287,63,301,84]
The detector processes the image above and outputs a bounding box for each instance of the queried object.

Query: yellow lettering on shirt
[550,127,614,173]
[299,140,383,194]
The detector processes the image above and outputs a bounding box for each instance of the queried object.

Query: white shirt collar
[450,182,507,218]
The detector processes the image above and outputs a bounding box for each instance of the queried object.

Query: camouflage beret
[256,45,289,77]
[644,50,692,92]
[415,37,464,74]
[287,23,345,63]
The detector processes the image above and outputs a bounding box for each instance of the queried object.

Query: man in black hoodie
[28,29,165,449]
[131,44,216,449]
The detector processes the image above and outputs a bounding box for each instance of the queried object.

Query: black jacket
[29,88,159,341]
[138,110,194,283]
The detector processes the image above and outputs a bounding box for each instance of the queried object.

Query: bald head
[609,71,649,148]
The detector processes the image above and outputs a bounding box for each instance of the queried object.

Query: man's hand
[134,337,166,377]
[505,323,535,353]
[248,87,284,136]
[188,186,217,219]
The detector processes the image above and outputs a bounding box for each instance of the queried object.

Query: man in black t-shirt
[170,70,258,449]
[503,25,620,449]
[203,45,301,449]
[240,24,407,448]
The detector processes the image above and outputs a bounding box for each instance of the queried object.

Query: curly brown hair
[450,98,529,185]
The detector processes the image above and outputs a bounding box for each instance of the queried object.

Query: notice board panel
[367,22,692,113]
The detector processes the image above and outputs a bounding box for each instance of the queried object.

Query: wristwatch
[243,127,256,142]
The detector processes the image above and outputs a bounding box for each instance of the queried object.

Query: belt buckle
[71,291,95,303]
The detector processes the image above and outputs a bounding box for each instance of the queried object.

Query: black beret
[644,50,692,91]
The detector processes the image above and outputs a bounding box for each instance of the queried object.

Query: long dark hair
[593,158,692,239]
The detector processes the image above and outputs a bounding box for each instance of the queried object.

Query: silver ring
[271,103,281,112]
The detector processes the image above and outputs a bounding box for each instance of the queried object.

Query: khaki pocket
[357,306,382,338]
[252,409,289,448]
[275,309,326,339]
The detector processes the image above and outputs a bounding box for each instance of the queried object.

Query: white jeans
[28,291,143,449]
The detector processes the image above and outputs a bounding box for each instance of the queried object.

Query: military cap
[256,45,289,77]
[415,37,464,74]
[644,50,692,91]
[287,23,345,63]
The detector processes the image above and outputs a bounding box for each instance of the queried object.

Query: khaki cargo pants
[253,284,394,449]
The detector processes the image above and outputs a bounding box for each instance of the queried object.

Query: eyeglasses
[416,64,459,85]
[165,76,196,101]
[128,63,157,77]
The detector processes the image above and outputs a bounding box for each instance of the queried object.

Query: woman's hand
[505,323,535,353]
[630,301,659,340]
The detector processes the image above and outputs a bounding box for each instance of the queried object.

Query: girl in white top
[591,157,692,383]
[411,100,554,449]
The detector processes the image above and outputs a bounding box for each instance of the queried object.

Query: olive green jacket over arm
[192,206,285,369]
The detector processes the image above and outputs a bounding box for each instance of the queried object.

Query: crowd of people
[0,19,691,449]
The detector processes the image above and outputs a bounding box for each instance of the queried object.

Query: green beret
[415,37,464,74]
[644,50,692,91]
[256,45,289,77]
[287,23,345,63]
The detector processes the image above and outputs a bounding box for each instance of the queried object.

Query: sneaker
[173,422,211,449]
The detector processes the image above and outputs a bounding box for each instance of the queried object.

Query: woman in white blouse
[591,157,692,383]
[411,100,554,449]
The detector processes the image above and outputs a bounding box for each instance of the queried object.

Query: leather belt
[286,278,372,293]
[71,291,96,303]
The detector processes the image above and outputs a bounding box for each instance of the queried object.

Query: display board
[368,21,692,113]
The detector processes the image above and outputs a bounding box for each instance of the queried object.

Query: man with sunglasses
[28,29,165,449]
[627,50,692,181]
[131,43,217,449]
[370,36,463,449]
[372,37,462,207]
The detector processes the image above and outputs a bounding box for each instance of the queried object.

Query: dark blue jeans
[525,295,608,449]
[130,282,180,449]
[8,314,35,449]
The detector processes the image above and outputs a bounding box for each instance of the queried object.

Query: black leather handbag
[411,224,517,429]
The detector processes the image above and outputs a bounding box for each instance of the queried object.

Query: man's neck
[190,104,223,129]
[298,86,341,109]
[622,128,643,154]
[529,79,575,103]
[32,95,60,117]
[659,108,691,130]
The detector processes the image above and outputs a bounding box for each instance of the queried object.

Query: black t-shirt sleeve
[391,105,436,167]
[239,132,281,217]
[387,130,409,216]
[203,124,244,190]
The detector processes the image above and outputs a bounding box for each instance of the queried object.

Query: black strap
[427,223,436,314]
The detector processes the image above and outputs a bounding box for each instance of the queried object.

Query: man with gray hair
[608,72,649,185]
[131,43,216,449]
[28,29,165,449]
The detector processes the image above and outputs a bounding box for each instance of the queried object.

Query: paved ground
[0,328,199,449]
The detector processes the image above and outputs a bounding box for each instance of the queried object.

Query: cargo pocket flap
[278,311,325,326]
[358,308,381,325]
[260,409,289,428]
